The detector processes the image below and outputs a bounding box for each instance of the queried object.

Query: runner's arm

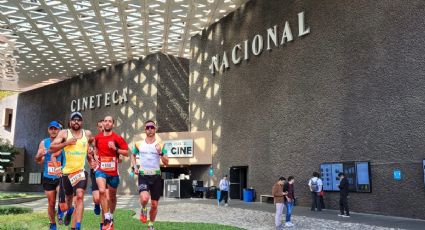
[131,144,139,173]
[34,140,46,164]
[161,155,169,166]
[50,151,63,175]
[113,136,129,157]
[156,142,169,166]
[49,130,73,153]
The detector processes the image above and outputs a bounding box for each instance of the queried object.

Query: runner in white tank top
[131,120,169,230]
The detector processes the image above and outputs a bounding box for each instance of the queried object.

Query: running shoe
[94,203,101,215]
[57,211,64,225]
[285,222,294,227]
[102,218,114,230]
[140,207,148,223]
[64,207,74,226]
[49,223,57,230]
[147,222,155,230]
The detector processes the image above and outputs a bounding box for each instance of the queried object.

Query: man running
[50,112,94,230]
[91,120,104,218]
[132,120,169,230]
[94,115,129,230]
[35,121,64,230]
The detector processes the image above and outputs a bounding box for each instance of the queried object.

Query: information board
[331,163,343,191]
[320,161,371,193]
[355,162,371,192]
[320,163,333,191]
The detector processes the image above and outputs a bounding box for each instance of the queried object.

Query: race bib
[100,157,116,172]
[141,169,160,175]
[69,170,85,187]
[47,162,61,176]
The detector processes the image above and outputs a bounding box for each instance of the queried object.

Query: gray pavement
[13,194,425,230]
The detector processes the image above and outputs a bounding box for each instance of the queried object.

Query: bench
[260,195,274,203]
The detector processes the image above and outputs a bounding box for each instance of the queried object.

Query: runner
[50,112,94,230]
[91,120,104,218]
[94,115,129,230]
[35,121,64,230]
[132,120,169,230]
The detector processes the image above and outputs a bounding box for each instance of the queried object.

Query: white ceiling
[0,0,247,91]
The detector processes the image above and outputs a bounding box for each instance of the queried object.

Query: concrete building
[1,0,425,219]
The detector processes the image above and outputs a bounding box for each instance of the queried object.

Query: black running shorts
[60,171,88,196]
[138,175,162,200]
[90,169,98,192]
[42,177,60,191]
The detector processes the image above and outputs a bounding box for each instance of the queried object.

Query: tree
[0,138,19,173]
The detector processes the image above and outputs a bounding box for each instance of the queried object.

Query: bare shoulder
[85,129,93,139]
[39,139,45,147]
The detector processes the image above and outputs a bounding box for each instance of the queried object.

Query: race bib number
[100,157,116,172]
[69,170,85,187]
[47,162,61,176]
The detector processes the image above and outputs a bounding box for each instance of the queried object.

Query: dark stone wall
[8,53,189,194]
[189,0,425,219]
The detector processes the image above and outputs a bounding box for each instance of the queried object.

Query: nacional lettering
[211,11,310,74]
[70,87,128,112]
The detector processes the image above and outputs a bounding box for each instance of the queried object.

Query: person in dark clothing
[283,176,295,227]
[338,172,350,217]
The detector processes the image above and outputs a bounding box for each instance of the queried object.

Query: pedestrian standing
[272,177,287,230]
[338,172,350,217]
[218,175,230,206]
[308,172,322,211]
[283,176,295,227]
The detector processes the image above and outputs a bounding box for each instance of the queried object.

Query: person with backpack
[308,172,323,211]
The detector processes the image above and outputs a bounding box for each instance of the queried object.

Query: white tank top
[135,140,160,173]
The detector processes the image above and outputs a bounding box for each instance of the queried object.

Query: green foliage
[0,138,19,171]
[0,90,16,100]
[0,206,32,215]
[0,209,244,230]
[0,192,34,199]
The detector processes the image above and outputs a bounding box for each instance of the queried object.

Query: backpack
[310,178,319,192]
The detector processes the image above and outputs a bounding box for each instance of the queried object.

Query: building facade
[0,0,425,219]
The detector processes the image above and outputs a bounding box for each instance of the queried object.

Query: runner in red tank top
[94,115,129,230]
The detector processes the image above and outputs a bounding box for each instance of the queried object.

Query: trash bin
[243,188,255,202]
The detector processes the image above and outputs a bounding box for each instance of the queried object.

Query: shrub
[0,206,32,215]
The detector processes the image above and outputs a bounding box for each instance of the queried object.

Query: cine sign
[163,139,193,158]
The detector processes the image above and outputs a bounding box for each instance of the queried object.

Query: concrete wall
[0,94,18,144]
[5,53,189,193]
[189,0,425,219]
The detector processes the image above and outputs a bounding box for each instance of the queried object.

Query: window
[2,108,13,128]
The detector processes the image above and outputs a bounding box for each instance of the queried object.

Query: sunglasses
[145,125,156,130]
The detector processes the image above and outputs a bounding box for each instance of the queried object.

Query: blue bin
[243,188,254,202]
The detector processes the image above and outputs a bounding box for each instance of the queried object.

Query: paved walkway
[15,194,425,230]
